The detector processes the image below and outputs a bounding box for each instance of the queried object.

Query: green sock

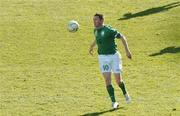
[106,85,116,102]
[119,81,127,95]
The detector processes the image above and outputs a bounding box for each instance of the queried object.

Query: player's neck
[96,24,104,29]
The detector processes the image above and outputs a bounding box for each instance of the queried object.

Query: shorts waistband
[98,51,120,56]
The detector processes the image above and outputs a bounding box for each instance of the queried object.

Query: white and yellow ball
[67,20,79,32]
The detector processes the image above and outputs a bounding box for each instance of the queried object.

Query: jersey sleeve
[109,27,123,39]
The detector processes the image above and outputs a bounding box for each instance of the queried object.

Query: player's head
[93,13,104,28]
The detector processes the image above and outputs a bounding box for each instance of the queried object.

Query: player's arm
[89,40,96,56]
[117,34,132,59]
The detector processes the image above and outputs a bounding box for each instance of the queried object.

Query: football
[67,20,79,32]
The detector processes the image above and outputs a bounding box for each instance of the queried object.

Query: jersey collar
[95,25,105,30]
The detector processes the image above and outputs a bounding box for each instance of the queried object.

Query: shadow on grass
[149,46,180,56]
[118,2,180,20]
[80,107,126,116]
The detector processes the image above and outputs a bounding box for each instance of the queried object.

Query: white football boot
[112,102,119,109]
[124,93,131,103]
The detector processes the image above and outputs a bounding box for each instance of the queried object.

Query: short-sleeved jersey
[94,25,123,55]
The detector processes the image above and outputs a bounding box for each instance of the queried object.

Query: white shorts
[98,52,122,73]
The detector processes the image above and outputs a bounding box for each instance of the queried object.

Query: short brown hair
[94,13,104,20]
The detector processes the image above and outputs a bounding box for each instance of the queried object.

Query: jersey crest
[101,31,105,37]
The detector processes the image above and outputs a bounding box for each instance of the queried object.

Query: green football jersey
[94,25,122,55]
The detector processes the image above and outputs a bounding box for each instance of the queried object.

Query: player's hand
[126,51,132,59]
[89,47,94,56]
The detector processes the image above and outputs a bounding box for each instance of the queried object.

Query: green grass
[0,0,180,116]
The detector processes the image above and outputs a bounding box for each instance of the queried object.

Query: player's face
[93,16,104,28]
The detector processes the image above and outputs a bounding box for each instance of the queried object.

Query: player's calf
[119,81,131,103]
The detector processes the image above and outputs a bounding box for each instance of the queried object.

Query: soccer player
[89,13,132,109]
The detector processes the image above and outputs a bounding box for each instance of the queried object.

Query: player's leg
[112,52,131,103]
[114,73,127,95]
[114,73,131,103]
[102,72,119,109]
[98,55,118,108]
[102,72,115,103]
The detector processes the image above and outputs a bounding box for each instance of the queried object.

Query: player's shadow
[81,107,126,116]
[118,2,180,20]
[149,46,180,56]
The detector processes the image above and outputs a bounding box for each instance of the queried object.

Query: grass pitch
[0,0,180,116]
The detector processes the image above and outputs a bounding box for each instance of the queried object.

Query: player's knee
[116,79,123,85]
[118,81,124,86]
[105,79,111,86]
